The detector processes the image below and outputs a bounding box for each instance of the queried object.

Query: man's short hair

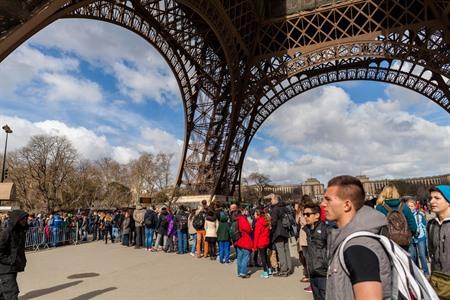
[327,175,365,210]
[303,201,320,214]
[201,200,207,206]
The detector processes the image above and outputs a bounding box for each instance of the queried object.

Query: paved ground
[19,241,313,300]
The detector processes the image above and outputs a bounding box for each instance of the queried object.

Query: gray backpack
[338,231,438,300]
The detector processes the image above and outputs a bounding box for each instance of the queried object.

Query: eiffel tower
[1,0,449,199]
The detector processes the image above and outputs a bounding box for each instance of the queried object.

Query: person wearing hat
[427,185,450,299]
[0,209,29,299]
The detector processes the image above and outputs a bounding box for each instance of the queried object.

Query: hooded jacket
[253,215,270,249]
[326,206,392,300]
[427,185,450,276]
[0,210,28,274]
[216,212,230,241]
[234,214,253,250]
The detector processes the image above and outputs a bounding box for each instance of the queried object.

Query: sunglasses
[303,212,315,217]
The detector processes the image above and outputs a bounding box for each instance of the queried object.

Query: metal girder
[0,0,449,199]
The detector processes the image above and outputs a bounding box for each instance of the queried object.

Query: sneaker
[267,268,272,276]
[260,271,269,279]
[238,273,250,279]
[304,286,312,293]
[189,252,195,257]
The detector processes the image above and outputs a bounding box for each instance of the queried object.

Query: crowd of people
[0,175,449,300]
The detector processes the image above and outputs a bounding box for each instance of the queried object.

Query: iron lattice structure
[1,0,449,198]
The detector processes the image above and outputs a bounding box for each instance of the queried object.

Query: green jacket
[217,213,230,241]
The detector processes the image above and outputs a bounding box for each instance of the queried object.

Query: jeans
[275,238,293,274]
[236,247,250,276]
[310,277,327,300]
[408,240,430,275]
[122,234,129,246]
[218,240,230,263]
[112,227,119,240]
[144,228,155,249]
[177,230,188,253]
[0,273,19,300]
[190,233,197,254]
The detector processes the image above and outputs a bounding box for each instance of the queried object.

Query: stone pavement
[19,242,313,300]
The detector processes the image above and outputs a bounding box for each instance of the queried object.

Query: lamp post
[1,125,12,182]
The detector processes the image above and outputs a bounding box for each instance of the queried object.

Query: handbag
[430,271,450,299]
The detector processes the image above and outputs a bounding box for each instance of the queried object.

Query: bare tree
[247,172,271,201]
[18,135,77,212]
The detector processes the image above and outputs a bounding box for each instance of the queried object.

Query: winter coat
[0,210,28,274]
[205,215,218,238]
[234,215,253,251]
[427,184,450,276]
[133,208,146,227]
[174,211,189,232]
[188,214,196,235]
[270,202,290,242]
[428,216,450,276]
[326,206,392,300]
[304,221,329,278]
[166,214,175,236]
[217,212,230,241]
[253,216,270,250]
[157,212,168,235]
[122,217,131,235]
[144,210,158,229]
[375,198,418,236]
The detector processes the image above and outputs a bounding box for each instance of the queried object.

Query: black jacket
[0,210,28,274]
[270,202,290,242]
[304,221,330,278]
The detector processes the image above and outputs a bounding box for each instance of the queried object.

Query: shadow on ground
[70,287,117,299]
[67,273,100,279]
[18,280,83,299]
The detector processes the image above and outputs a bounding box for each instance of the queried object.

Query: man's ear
[343,199,353,213]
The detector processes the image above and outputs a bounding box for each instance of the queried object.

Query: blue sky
[0,19,448,184]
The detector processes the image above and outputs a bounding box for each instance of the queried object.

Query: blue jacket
[376,199,417,236]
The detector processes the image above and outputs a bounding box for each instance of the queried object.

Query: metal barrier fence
[25,225,79,251]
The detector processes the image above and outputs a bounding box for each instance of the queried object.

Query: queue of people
[0,177,449,300]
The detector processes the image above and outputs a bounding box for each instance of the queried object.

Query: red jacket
[253,216,270,250]
[234,215,253,250]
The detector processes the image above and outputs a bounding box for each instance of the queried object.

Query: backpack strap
[398,202,404,213]
[382,203,392,213]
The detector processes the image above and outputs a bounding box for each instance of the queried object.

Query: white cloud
[0,115,183,168]
[243,85,450,183]
[139,127,183,155]
[112,147,140,164]
[40,73,103,103]
[264,146,279,158]
[35,120,111,160]
[27,19,180,105]
[0,44,79,99]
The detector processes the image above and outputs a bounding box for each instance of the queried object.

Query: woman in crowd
[122,211,131,246]
[253,208,271,278]
[406,198,429,276]
[375,184,417,250]
[205,209,218,260]
[188,208,197,256]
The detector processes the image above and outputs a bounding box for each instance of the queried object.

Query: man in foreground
[322,175,391,300]
[0,209,28,299]
[427,185,450,299]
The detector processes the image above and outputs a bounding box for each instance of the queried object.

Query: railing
[25,225,80,251]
